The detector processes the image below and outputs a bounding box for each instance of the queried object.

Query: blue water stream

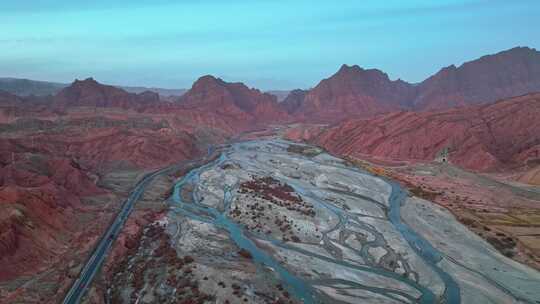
[388,181,461,303]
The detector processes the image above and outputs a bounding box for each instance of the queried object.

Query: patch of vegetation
[486,235,517,257]
[286,144,321,157]
[344,157,389,177]
[111,224,214,304]
[238,249,252,259]
[239,176,315,217]
[409,185,440,201]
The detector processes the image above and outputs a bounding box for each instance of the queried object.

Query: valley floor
[92,138,540,304]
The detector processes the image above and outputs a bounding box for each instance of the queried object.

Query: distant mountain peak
[332,64,393,84]
[295,46,540,120]
[66,78,119,94]
[293,63,416,121]
[73,77,98,84]
[54,77,160,108]
[415,45,540,110]
[0,77,186,97]
[194,74,222,83]
[180,75,289,122]
[497,45,537,55]
[191,75,231,89]
[188,75,266,100]
[337,64,363,73]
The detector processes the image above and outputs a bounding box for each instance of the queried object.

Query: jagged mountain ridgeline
[283,46,540,121]
[1,46,540,173]
[3,46,540,124]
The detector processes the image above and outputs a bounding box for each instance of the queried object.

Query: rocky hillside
[0,140,104,280]
[289,93,540,171]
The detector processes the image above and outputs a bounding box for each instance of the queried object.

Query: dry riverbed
[89,139,540,304]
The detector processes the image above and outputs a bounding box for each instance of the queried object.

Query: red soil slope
[0,149,104,280]
[290,93,540,171]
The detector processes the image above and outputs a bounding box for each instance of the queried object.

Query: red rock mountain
[54,78,160,108]
[294,93,540,171]
[414,47,540,110]
[179,75,290,124]
[284,46,540,122]
[291,65,416,122]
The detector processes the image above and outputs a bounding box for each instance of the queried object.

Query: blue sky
[1,0,539,90]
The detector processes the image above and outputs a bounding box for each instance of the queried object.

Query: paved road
[62,164,181,304]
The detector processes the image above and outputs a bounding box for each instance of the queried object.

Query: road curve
[62,164,182,304]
